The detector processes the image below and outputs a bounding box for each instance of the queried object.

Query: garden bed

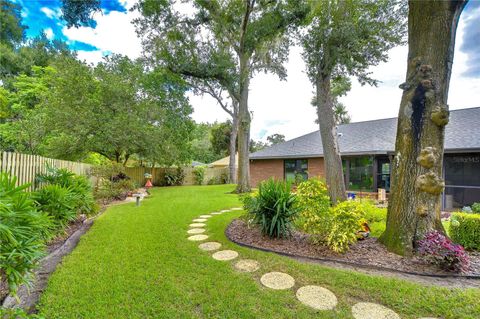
[226,219,480,278]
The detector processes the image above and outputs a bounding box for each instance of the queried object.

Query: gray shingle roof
[250,107,480,159]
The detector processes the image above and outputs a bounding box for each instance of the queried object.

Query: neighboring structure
[249,107,480,210]
[208,153,238,168]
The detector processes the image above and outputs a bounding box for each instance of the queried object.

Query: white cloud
[76,50,107,65]
[62,7,142,64]
[40,7,61,19]
[44,28,54,40]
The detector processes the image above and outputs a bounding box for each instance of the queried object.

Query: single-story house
[249,107,480,210]
[208,153,238,168]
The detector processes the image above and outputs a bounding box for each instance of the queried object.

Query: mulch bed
[226,219,480,277]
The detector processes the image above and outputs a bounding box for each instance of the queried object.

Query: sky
[17,0,480,142]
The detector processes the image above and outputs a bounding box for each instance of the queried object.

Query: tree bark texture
[229,111,239,184]
[380,0,467,255]
[316,74,347,204]
[236,56,251,193]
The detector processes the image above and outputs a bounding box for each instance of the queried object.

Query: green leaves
[242,178,298,238]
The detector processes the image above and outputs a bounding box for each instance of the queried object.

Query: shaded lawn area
[38,185,479,318]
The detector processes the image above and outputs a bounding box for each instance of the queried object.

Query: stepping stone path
[189,223,206,228]
[187,234,209,241]
[260,272,295,290]
[296,285,337,311]
[212,250,239,261]
[220,210,230,213]
[352,302,400,319]
[198,242,222,251]
[187,228,206,234]
[234,259,260,272]
[186,209,404,317]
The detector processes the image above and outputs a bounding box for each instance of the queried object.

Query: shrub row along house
[249,107,480,210]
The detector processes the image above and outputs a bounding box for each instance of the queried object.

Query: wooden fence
[0,152,92,190]
[125,166,230,186]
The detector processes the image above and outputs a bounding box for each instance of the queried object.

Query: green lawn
[38,185,479,318]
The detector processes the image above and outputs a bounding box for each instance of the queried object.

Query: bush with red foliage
[417,231,470,273]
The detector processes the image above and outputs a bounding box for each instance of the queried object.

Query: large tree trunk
[380,0,467,255]
[229,111,239,184]
[236,57,251,193]
[316,74,347,204]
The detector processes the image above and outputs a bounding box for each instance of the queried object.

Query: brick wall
[307,158,325,179]
[249,157,325,187]
[249,159,284,187]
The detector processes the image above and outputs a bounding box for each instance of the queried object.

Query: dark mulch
[226,219,480,277]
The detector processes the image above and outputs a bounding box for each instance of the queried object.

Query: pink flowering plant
[417,231,470,273]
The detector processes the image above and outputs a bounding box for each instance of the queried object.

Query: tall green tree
[211,121,233,158]
[135,0,307,192]
[299,0,405,203]
[266,133,285,145]
[0,0,25,47]
[312,76,352,125]
[380,0,468,255]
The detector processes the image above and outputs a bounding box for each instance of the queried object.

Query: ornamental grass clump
[242,178,297,238]
[417,231,470,273]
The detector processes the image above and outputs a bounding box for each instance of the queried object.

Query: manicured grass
[38,185,479,318]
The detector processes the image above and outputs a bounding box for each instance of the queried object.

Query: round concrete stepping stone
[234,259,260,272]
[198,242,222,251]
[187,228,206,234]
[295,285,337,310]
[192,218,207,222]
[189,223,206,228]
[211,212,222,215]
[199,215,212,218]
[231,207,243,210]
[212,250,239,261]
[187,234,209,241]
[220,210,230,213]
[260,272,295,290]
[352,302,400,319]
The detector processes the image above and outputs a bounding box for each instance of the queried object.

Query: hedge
[450,212,480,251]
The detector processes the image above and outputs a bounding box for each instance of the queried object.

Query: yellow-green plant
[295,178,331,242]
[327,201,366,253]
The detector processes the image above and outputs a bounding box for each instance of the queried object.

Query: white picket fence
[0,152,92,191]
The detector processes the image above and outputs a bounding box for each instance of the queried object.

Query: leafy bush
[327,201,366,253]
[0,173,51,295]
[417,231,470,272]
[91,162,137,202]
[36,166,97,215]
[241,179,297,238]
[164,167,185,186]
[471,202,480,214]
[34,185,77,228]
[450,212,480,250]
[193,166,206,185]
[295,179,331,240]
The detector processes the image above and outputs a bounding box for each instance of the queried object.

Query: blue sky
[15,0,480,141]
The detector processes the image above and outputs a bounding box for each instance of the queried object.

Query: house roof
[208,153,238,167]
[250,107,480,159]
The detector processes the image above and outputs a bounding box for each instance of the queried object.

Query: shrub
[327,201,366,253]
[417,231,470,272]
[450,212,480,250]
[295,179,331,241]
[471,202,480,214]
[193,166,206,185]
[164,167,185,186]
[91,163,137,202]
[0,173,52,295]
[36,166,98,215]
[242,179,297,238]
[34,185,77,228]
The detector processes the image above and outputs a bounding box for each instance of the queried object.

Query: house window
[346,156,374,191]
[284,159,308,183]
[444,154,480,209]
